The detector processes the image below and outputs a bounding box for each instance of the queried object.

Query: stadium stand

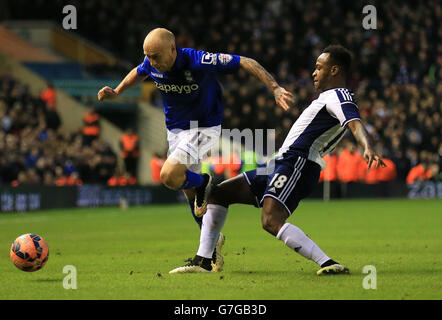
[1,0,440,187]
[0,73,118,186]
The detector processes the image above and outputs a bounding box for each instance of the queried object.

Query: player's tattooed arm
[240,56,279,90]
[347,120,386,169]
[240,56,294,110]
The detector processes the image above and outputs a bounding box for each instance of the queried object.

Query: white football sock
[196,204,228,259]
[276,222,330,266]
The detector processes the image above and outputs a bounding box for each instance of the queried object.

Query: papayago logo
[154,81,199,94]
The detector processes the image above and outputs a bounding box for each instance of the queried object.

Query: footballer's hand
[98,86,118,101]
[364,148,387,169]
[274,86,294,111]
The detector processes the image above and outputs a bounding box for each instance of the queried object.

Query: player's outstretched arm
[239,56,294,110]
[97,67,147,101]
[347,120,386,169]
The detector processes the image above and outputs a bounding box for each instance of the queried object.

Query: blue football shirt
[137,46,240,130]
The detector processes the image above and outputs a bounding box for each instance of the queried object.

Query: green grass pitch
[0,199,441,300]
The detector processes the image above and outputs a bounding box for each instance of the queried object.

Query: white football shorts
[167,125,221,173]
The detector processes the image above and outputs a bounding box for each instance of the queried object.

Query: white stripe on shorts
[277,157,302,200]
[279,157,306,202]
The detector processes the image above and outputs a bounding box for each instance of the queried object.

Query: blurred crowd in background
[0,75,119,186]
[1,0,441,186]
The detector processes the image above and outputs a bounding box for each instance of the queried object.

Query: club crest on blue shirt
[201,52,217,65]
[184,70,194,82]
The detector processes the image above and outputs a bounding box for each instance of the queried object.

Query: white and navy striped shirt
[276,88,360,169]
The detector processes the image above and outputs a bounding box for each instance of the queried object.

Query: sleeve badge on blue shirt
[218,53,233,65]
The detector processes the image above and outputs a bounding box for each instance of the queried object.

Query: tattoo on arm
[240,56,279,91]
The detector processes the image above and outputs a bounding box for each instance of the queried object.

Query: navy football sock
[180,170,204,190]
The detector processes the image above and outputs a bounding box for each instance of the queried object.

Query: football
[10,234,49,272]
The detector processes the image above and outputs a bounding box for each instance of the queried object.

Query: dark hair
[322,45,352,78]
